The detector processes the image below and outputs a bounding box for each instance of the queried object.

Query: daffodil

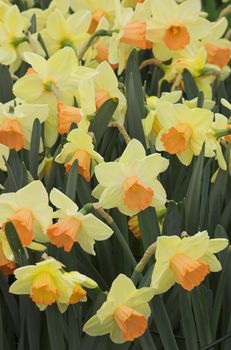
[0,5,32,72]
[142,91,182,144]
[83,274,155,344]
[155,101,213,165]
[77,61,126,121]
[13,47,78,112]
[147,0,210,61]
[201,17,231,68]
[0,180,53,246]
[47,188,113,254]
[9,258,74,312]
[58,271,98,312]
[93,139,169,216]
[0,229,15,275]
[108,0,152,73]
[55,126,103,182]
[205,113,230,171]
[70,0,115,34]
[41,9,91,56]
[151,231,228,293]
[0,100,48,151]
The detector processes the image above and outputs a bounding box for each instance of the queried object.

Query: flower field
[0,0,230,349]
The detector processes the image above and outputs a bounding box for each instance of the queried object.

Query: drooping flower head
[0,181,53,246]
[83,274,155,343]
[47,188,113,254]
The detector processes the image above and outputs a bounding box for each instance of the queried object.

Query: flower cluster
[0,0,230,347]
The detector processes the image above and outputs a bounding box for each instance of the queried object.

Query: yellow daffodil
[0,180,53,246]
[93,139,169,216]
[205,113,230,171]
[9,258,74,312]
[155,101,213,165]
[13,47,78,112]
[55,126,103,182]
[83,274,155,344]
[58,271,98,312]
[201,18,231,69]
[108,0,152,73]
[70,0,115,34]
[151,231,228,293]
[41,9,91,56]
[0,100,48,151]
[147,0,210,61]
[77,61,126,121]
[47,188,113,254]
[142,91,182,143]
[0,229,15,275]
[0,5,32,72]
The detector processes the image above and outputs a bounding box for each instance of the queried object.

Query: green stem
[78,29,119,62]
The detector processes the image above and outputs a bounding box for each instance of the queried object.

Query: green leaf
[4,222,29,267]
[211,225,230,337]
[151,296,179,350]
[182,69,199,100]
[125,50,146,146]
[179,289,198,350]
[46,304,67,350]
[29,118,41,179]
[29,13,37,34]
[0,65,14,103]
[208,146,230,235]
[191,285,213,347]
[138,207,160,249]
[184,147,204,234]
[89,98,118,147]
[65,160,78,201]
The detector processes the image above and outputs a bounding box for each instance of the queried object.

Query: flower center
[69,283,87,304]
[121,22,153,49]
[161,123,192,154]
[163,23,190,51]
[170,254,210,291]
[114,305,148,341]
[3,208,33,246]
[47,216,81,252]
[65,149,91,182]
[123,176,153,211]
[30,271,59,306]
[0,119,24,151]
[205,43,231,68]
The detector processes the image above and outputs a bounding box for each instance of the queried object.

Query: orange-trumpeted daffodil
[83,274,155,344]
[55,126,103,182]
[58,271,98,312]
[93,139,169,216]
[155,101,213,165]
[47,188,113,254]
[0,100,48,151]
[147,0,210,61]
[9,258,74,312]
[0,181,53,246]
[151,231,228,294]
